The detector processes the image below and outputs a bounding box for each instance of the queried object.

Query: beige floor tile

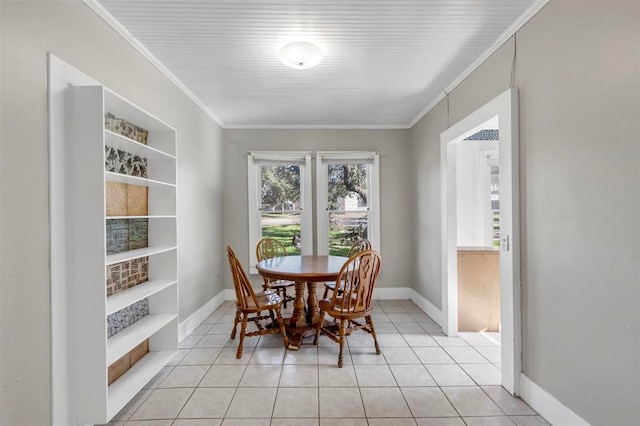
[402,334,438,347]
[225,387,277,418]
[462,416,515,425]
[319,419,367,426]
[173,420,222,426]
[158,365,209,388]
[380,306,409,314]
[197,334,235,348]
[510,416,551,425]
[409,313,434,322]
[202,313,223,324]
[458,332,500,347]
[218,314,236,324]
[388,314,416,323]
[382,347,421,364]
[350,347,386,365]
[130,388,193,420]
[273,387,319,418]
[190,324,214,335]
[221,419,270,425]
[143,367,173,390]
[112,389,153,421]
[444,347,490,364]
[420,323,443,333]
[482,386,535,415]
[432,336,469,347]
[179,335,204,349]
[425,364,475,386]
[280,364,318,387]
[208,323,234,334]
[250,347,286,364]
[377,334,409,347]
[367,418,417,425]
[124,420,173,425]
[375,322,400,333]
[283,347,318,364]
[354,364,397,386]
[214,347,254,364]
[180,348,222,365]
[256,333,289,348]
[239,364,282,387]
[271,419,319,426]
[402,387,458,417]
[177,388,234,419]
[460,363,501,385]
[415,418,465,425]
[371,313,391,323]
[318,364,358,387]
[346,333,377,347]
[413,347,456,364]
[394,322,428,334]
[360,387,412,417]
[199,364,246,387]
[441,386,503,417]
[389,364,437,387]
[475,346,501,363]
[318,347,352,365]
[167,349,191,366]
[319,387,365,417]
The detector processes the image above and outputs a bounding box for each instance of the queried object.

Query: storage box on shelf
[69,85,178,424]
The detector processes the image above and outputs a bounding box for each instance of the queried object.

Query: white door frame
[440,88,521,395]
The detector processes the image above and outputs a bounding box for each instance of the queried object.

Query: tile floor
[106,299,549,426]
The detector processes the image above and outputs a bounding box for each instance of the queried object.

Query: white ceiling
[93,0,543,128]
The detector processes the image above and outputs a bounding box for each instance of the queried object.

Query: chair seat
[239,291,283,312]
[265,279,296,289]
[318,297,369,319]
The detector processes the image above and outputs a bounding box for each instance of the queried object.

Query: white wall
[223,129,411,290]
[456,139,498,247]
[409,1,639,424]
[0,2,225,424]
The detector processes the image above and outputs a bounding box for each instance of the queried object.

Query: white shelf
[105,88,174,133]
[107,351,175,419]
[107,280,177,316]
[105,171,176,188]
[106,246,176,265]
[107,314,176,365]
[105,130,176,161]
[106,215,176,220]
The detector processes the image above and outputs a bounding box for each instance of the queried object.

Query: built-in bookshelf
[68,85,178,424]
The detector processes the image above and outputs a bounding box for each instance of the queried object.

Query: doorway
[440,88,521,395]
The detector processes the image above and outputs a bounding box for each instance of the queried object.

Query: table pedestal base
[285,281,319,350]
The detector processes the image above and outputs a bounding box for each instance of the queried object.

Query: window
[316,152,380,256]
[247,152,312,272]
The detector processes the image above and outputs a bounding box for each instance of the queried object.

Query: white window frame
[247,151,313,273]
[315,151,380,255]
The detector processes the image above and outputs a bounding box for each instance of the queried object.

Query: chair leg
[230,310,240,339]
[313,310,326,345]
[236,313,249,359]
[322,285,329,300]
[274,306,288,348]
[366,315,381,355]
[282,287,288,309]
[338,319,346,368]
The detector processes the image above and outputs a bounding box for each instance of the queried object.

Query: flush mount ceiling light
[278,41,324,70]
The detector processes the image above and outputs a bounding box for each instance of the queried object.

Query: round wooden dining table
[256,254,348,349]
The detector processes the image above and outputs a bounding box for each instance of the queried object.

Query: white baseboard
[520,373,589,426]
[373,286,411,299]
[409,288,444,326]
[178,290,227,341]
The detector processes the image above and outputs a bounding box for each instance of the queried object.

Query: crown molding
[224,123,412,130]
[82,0,225,128]
[408,0,550,128]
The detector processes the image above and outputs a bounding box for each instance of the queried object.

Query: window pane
[327,164,368,211]
[261,212,302,255]
[260,164,301,211]
[328,212,368,256]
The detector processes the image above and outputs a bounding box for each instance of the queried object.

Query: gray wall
[409,1,639,424]
[223,129,411,290]
[0,2,225,424]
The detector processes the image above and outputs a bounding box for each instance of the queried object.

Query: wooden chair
[227,246,288,359]
[322,239,372,299]
[313,249,382,367]
[256,238,296,308]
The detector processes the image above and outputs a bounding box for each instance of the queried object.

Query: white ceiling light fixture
[278,41,324,70]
